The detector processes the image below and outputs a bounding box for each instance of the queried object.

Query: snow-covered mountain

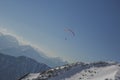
[0,53,50,80]
[0,31,67,67]
[20,61,120,80]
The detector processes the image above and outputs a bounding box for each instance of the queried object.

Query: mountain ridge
[0,53,50,80]
[0,31,67,67]
[20,61,120,80]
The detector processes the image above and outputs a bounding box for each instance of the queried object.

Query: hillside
[0,53,50,80]
[21,61,120,80]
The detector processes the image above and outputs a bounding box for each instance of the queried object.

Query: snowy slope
[65,65,119,80]
[21,61,120,80]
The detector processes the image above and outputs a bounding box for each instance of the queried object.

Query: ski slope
[64,65,120,80]
[21,62,120,80]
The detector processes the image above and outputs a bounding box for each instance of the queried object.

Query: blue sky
[0,0,120,62]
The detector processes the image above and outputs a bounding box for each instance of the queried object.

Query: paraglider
[64,28,75,40]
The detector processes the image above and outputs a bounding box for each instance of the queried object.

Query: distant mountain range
[0,53,50,80]
[0,31,67,67]
[21,61,120,80]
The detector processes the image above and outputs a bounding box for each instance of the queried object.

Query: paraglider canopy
[64,28,75,37]
[64,28,75,40]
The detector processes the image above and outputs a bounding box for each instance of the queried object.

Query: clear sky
[0,0,120,62]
